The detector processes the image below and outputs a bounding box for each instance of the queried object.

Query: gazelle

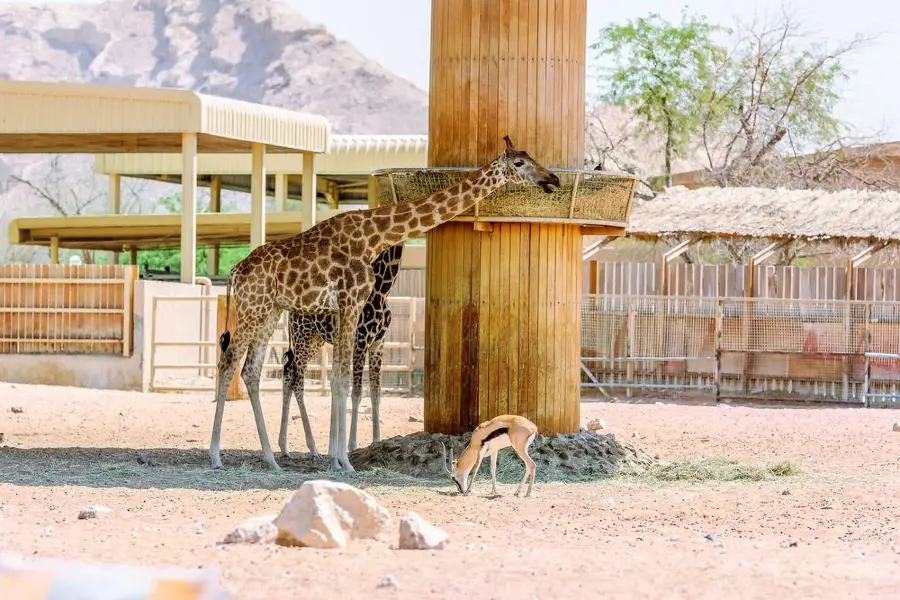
[440,414,539,497]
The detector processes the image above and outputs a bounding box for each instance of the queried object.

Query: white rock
[377,575,399,590]
[587,418,607,431]
[893,422,900,432]
[220,514,278,545]
[78,505,112,520]
[274,480,391,549]
[398,512,449,550]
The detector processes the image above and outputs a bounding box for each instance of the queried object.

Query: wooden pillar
[49,237,59,264]
[180,133,198,284]
[207,175,221,277]
[250,143,267,249]
[424,0,587,436]
[274,173,288,213]
[108,174,121,265]
[301,152,316,230]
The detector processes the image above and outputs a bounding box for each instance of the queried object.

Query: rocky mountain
[0,0,429,261]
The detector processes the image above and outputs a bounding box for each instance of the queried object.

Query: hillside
[0,0,429,261]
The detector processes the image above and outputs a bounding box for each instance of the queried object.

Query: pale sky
[6,0,899,139]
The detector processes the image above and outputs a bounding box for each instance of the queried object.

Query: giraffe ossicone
[209,135,560,472]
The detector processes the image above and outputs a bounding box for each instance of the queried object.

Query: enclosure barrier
[581,294,900,405]
[149,294,422,394]
[0,264,135,356]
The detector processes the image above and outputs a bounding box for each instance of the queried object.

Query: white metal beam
[180,133,198,284]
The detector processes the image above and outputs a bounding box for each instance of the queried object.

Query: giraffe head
[498,135,561,194]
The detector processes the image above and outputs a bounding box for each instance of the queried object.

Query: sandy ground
[1,381,900,599]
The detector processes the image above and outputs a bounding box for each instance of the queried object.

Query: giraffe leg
[368,336,386,445]
[279,349,295,458]
[210,335,247,470]
[348,335,367,453]
[293,336,323,458]
[242,338,280,471]
[328,310,361,472]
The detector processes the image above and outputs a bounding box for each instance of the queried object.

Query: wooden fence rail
[0,264,135,356]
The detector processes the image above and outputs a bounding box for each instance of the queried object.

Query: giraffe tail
[219,269,236,353]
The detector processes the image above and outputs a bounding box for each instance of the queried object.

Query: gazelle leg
[489,450,499,495]
[466,453,486,495]
[513,433,538,497]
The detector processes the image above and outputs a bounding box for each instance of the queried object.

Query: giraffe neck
[369,245,403,302]
[370,159,507,248]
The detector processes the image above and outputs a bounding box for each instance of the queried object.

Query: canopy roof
[0,80,331,154]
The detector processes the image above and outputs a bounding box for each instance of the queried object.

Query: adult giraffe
[211,136,559,472]
[276,243,404,459]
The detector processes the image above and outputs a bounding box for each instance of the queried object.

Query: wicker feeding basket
[370,167,637,229]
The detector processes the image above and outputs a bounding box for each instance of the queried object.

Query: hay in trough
[371,167,636,223]
[348,429,654,484]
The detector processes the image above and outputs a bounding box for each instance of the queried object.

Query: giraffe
[276,243,404,459]
[210,135,560,472]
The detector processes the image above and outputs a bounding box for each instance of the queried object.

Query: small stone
[78,505,112,520]
[704,533,721,542]
[220,514,278,545]
[599,497,615,505]
[668,535,680,542]
[893,422,900,432]
[398,512,450,550]
[377,575,399,590]
[10,407,23,414]
[0,433,5,444]
[587,418,607,431]
[781,489,791,495]
[408,416,423,423]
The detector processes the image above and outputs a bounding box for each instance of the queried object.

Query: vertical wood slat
[429,0,587,169]
[423,223,581,435]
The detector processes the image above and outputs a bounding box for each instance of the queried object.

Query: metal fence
[581,294,900,406]
[149,294,424,394]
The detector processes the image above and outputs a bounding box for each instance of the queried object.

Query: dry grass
[641,456,801,483]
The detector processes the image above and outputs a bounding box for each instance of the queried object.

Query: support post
[846,241,889,300]
[582,236,616,261]
[250,143,267,249]
[49,236,59,264]
[129,246,138,266]
[207,175,221,277]
[108,174,121,265]
[301,151,316,230]
[658,238,701,296]
[275,173,288,213]
[180,133,198,284]
[740,238,790,393]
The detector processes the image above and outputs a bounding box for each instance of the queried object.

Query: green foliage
[592,10,725,181]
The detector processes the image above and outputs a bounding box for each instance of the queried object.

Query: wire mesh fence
[581,294,900,406]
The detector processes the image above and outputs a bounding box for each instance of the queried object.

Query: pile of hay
[349,429,653,483]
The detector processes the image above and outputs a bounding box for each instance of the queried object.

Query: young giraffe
[277,243,404,459]
[211,135,559,472]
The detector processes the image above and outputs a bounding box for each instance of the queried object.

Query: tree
[592,10,725,185]
[698,8,874,187]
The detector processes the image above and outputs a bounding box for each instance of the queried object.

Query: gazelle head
[441,442,469,495]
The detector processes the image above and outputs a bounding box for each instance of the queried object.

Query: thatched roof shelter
[626,186,900,243]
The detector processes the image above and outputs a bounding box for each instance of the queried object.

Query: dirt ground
[1,381,899,599]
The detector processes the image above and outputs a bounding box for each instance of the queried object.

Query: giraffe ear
[503,136,516,152]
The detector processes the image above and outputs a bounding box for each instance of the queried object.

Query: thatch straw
[627,186,900,242]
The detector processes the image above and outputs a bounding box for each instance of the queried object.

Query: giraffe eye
[513,160,524,167]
